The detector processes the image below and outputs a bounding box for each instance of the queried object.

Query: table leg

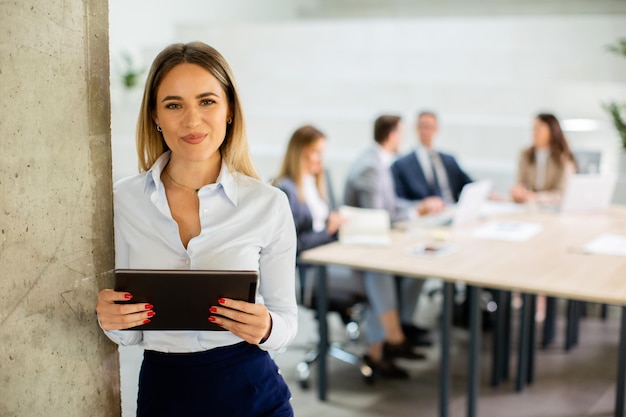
[502,291,512,381]
[316,265,328,401]
[516,293,531,392]
[468,286,482,417]
[439,282,453,417]
[615,306,626,417]
[527,294,537,385]
[491,290,505,387]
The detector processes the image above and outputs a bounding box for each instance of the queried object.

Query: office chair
[294,263,374,388]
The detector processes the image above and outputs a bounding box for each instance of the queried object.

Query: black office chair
[294,263,374,388]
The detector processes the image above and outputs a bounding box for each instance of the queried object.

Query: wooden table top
[300,206,626,305]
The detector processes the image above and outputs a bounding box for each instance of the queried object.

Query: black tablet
[114,269,258,331]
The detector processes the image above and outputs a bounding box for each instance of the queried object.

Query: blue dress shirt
[103,151,298,353]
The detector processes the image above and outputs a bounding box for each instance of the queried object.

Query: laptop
[560,174,617,213]
[114,269,258,331]
[420,180,492,227]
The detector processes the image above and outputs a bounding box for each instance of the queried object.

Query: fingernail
[124,294,132,299]
[143,319,151,324]
[208,316,216,322]
[147,311,155,317]
[209,307,217,313]
[145,304,153,310]
[218,298,226,304]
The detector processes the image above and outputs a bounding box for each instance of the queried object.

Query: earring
[227,118,232,124]
[156,125,162,132]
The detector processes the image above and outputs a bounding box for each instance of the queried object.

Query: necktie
[428,152,442,197]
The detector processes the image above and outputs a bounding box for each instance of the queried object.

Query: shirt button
[185,259,191,265]
[203,208,209,214]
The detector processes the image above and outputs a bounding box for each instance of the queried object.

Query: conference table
[299,205,626,417]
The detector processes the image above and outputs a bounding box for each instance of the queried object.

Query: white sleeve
[256,192,298,352]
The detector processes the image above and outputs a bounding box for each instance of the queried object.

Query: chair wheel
[295,361,311,390]
[360,362,375,384]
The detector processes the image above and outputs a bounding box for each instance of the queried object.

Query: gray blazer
[343,147,410,224]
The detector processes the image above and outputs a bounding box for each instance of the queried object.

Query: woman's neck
[166,153,222,189]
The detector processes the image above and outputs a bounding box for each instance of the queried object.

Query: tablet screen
[114,269,258,331]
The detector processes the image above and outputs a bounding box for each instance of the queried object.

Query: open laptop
[419,180,492,227]
[560,174,617,213]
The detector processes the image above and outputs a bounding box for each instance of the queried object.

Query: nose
[183,106,201,128]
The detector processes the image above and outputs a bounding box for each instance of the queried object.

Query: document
[472,221,542,242]
[583,234,626,257]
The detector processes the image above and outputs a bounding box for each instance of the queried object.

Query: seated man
[391,111,472,210]
[344,114,433,379]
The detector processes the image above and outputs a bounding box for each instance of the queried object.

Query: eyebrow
[161,92,220,102]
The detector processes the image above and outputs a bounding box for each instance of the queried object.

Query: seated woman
[272,125,344,255]
[275,125,424,380]
[511,113,577,205]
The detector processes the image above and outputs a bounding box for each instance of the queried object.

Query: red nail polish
[208,316,216,322]
[218,298,226,304]
[143,319,151,324]
[147,311,155,317]
[209,307,217,313]
[124,293,132,299]
[145,304,153,310]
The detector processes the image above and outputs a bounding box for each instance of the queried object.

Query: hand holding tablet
[114,269,258,331]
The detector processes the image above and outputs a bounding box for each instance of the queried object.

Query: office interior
[106,1,626,416]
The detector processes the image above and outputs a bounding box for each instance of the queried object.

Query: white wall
[110,7,626,201]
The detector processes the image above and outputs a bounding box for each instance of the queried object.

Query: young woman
[96,42,297,416]
[272,125,344,255]
[511,113,577,205]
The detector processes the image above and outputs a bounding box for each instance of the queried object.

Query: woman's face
[153,63,231,165]
[301,137,327,176]
[532,118,551,149]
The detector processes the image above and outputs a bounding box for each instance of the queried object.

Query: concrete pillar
[0,1,119,416]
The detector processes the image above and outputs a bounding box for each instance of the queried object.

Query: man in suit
[344,115,434,379]
[391,111,472,210]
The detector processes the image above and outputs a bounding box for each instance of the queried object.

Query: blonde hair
[275,125,327,202]
[136,42,258,179]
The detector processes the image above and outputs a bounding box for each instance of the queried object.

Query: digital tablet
[114,269,258,331]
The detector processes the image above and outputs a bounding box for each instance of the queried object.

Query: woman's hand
[510,184,529,203]
[209,298,272,345]
[96,289,155,331]
[326,211,347,235]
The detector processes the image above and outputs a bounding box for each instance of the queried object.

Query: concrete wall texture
[0,1,119,416]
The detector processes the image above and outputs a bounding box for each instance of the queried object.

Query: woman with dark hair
[96,42,297,416]
[511,113,577,204]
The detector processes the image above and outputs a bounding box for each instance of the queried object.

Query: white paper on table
[472,221,543,242]
[583,234,626,257]
[338,205,391,246]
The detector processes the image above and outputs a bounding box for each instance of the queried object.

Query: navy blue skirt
[137,342,293,417]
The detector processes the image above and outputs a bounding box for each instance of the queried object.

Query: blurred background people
[273,125,345,255]
[344,115,431,379]
[510,113,577,205]
[391,111,472,213]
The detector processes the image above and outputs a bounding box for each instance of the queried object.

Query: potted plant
[604,39,626,152]
[119,52,145,90]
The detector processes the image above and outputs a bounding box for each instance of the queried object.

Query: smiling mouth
[182,133,207,143]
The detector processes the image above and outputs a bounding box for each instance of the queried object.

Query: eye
[165,103,181,109]
[200,99,215,106]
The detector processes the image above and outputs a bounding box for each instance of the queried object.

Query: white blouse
[102,151,298,353]
[302,175,329,232]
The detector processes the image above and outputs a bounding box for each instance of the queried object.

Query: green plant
[120,52,145,89]
[604,38,626,150]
